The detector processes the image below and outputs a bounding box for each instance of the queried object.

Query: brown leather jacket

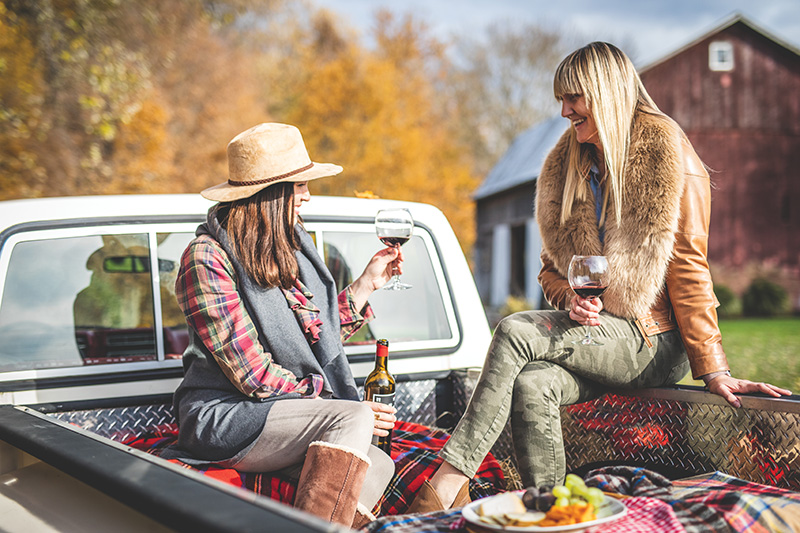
[538,139,729,379]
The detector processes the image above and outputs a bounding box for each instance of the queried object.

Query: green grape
[585,487,605,507]
[552,485,571,499]
[570,484,588,499]
[554,496,570,507]
[564,474,585,491]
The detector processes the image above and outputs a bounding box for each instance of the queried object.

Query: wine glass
[567,255,609,346]
[375,208,413,290]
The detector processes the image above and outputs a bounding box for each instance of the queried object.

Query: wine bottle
[363,339,395,454]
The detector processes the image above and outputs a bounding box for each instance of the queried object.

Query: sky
[311,0,800,67]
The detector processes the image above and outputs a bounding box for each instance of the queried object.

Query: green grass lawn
[678,317,800,391]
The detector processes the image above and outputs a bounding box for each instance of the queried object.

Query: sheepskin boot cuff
[294,441,372,526]
[351,502,378,530]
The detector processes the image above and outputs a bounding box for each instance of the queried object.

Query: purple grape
[535,492,556,511]
[522,487,540,509]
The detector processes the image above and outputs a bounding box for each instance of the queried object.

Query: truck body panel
[0,195,798,532]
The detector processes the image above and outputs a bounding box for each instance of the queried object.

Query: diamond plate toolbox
[561,388,800,491]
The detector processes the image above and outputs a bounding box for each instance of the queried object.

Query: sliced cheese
[477,492,526,517]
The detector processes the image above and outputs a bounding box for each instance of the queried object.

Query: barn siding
[641,21,800,281]
[474,183,537,304]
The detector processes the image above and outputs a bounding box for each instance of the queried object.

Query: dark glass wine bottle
[363,339,395,454]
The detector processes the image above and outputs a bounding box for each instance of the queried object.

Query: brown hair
[214,182,300,289]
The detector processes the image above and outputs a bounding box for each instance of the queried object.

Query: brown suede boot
[351,502,377,530]
[294,442,371,526]
[406,479,471,514]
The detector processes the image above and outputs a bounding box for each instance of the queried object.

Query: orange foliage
[0,3,47,199]
[1,3,481,256]
[282,11,479,252]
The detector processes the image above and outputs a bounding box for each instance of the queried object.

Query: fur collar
[535,112,685,318]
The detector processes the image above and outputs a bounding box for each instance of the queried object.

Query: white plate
[461,492,627,532]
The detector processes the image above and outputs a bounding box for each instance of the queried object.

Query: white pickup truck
[0,194,492,532]
[0,195,798,532]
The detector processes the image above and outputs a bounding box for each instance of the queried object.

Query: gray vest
[163,212,358,465]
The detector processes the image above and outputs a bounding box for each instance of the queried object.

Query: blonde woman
[408,42,790,512]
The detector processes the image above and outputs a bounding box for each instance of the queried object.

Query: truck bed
[3,373,799,530]
[0,405,332,533]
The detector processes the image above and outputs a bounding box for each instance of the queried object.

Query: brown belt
[633,309,677,348]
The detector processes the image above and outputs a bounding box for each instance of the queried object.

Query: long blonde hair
[553,42,662,226]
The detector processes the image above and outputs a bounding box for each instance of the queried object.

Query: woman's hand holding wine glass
[348,244,403,311]
[375,208,413,290]
[569,293,604,327]
[568,255,608,346]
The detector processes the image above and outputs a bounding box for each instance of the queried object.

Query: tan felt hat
[201,123,343,202]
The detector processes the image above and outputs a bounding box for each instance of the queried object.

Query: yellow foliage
[500,296,534,318]
[281,11,480,252]
[110,95,173,194]
[354,190,380,199]
[0,2,482,260]
[0,4,47,199]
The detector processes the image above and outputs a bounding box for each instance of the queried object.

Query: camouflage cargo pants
[440,310,690,487]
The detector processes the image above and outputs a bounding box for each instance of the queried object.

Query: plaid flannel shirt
[176,234,374,399]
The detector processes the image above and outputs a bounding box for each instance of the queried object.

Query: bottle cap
[376,339,389,356]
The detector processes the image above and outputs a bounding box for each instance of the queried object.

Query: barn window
[709,41,734,71]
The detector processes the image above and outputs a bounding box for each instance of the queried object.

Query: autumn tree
[0,0,277,200]
[445,21,579,176]
[274,10,480,251]
[1,0,580,259]
[0,2,47,198]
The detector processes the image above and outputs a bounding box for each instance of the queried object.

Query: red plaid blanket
[363,467,800,532]
[121,420,505,516]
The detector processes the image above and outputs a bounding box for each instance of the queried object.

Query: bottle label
[371,392,395,405]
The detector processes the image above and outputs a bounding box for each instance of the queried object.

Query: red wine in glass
[375,208,413,290]
[568,255,609,346]
[379,236,410,248]
[572,284,607,299]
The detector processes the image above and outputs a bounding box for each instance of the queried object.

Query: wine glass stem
[584,326,592,344]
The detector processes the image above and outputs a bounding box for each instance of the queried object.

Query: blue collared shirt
[589,164,605,245]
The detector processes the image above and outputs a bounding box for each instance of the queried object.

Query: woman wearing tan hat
[161,123,401,527]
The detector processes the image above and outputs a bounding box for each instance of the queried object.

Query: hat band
[228,162,314,187]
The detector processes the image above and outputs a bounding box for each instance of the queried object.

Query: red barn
[640,14,800,304]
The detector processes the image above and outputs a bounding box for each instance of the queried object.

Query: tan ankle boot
[406,479,471,514]
[294,442,371,526]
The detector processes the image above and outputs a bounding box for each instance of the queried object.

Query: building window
[709,41,734,71]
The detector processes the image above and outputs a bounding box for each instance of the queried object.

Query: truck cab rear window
[0,220,460,374]
[0,231,193,371]
[323,231,452,344]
